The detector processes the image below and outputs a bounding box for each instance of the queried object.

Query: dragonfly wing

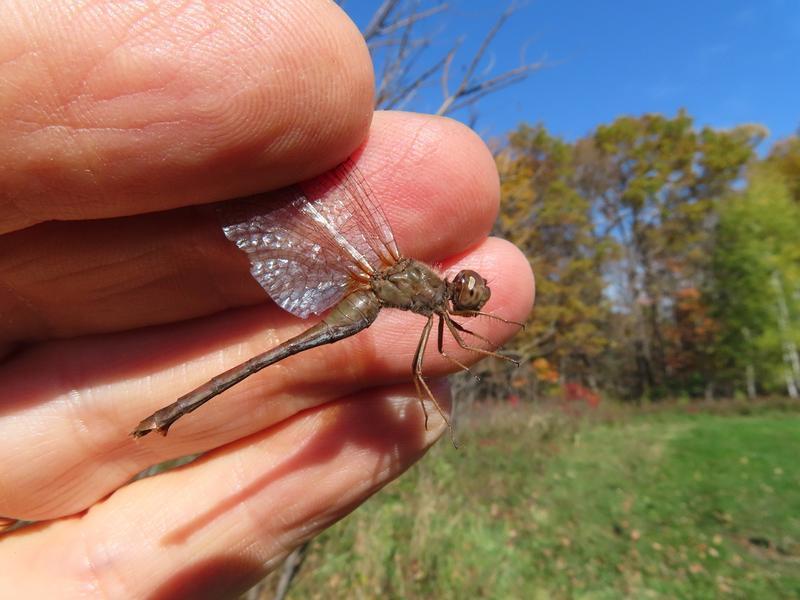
[302,159,401,269]
[220,160,402,319]
[221,189,360,319]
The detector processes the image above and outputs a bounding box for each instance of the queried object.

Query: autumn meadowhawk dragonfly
[132,160,519,440]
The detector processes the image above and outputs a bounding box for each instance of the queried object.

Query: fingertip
[357,112,501,260]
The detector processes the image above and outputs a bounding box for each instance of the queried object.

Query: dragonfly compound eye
[451,270,491,311]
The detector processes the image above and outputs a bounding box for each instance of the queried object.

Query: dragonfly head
[449,270,491,312]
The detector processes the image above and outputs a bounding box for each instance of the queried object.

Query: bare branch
[274,542,311,600]
[434,4,543,117]
[375,11,427,108]
[362,0,402,41]
[365,1,541,122]
[436,4,512,115]
[439,41,460,100]
[463,6,511,85]
[383,47,451,110]
[444,59,545,114]
[376,3,448,37]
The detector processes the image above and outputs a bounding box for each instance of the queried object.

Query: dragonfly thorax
[371,258,449,316]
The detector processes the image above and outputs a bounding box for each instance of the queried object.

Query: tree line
[488,111,800,403]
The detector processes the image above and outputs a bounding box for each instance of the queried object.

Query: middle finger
[0,113,500,347]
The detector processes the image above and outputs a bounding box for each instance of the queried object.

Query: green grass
[267,403,800,599]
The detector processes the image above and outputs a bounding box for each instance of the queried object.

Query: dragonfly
[131,159,519,440]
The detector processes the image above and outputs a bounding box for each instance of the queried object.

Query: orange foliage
[532,357,559,383]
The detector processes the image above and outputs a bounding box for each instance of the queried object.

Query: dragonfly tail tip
[130,416,172,439]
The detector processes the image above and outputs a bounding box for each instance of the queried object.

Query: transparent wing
[305,159,401,269]
[221,160,401,319]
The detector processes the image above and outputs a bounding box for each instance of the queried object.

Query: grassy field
[257,401,800,599]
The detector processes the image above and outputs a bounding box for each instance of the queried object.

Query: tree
[765,133,800,204]
[711,165,800,397]
[572,111,764,399]
[494,125,610,397]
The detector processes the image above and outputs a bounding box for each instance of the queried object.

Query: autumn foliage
[488,111,800,402]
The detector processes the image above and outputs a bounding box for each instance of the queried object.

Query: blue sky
[342,1,800,148]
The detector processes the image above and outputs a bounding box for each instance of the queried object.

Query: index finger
[0,0,373,233]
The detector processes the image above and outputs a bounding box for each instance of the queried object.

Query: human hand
[0,1,534,597]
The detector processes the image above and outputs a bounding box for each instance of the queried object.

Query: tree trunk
[785,370,799,399]
[772,272,800,397]
[746,363,756,400]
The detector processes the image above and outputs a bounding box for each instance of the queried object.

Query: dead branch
[436,4,544,116]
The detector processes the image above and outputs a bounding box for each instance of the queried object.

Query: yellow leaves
[533,357,559,383]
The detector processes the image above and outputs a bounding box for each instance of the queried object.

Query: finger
[0,0,373,233]
[0,384,448,599]
[0,112,500,346]
[0,237,533,519]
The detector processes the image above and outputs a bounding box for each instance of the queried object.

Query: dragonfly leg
[449,309,526,330]
[437,316,479,382]
[443,313,520,367]
[412,374,430,430]
[412,315,453,437]
[447,317,493,347]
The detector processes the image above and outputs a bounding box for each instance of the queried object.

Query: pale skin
[0,1,535,598]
